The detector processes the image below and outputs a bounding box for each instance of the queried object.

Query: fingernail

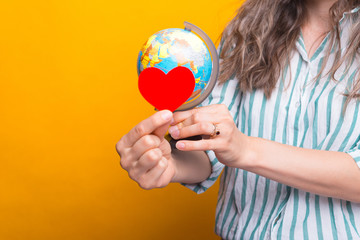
[168,125,178,134]
[176,142,185,149]
[159,158,167,167]
[161,111,172,121]
[171,129,179,138]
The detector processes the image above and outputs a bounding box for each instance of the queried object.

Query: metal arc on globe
[137,21,219,111]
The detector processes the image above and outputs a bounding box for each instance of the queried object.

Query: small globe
[137,28,213,108]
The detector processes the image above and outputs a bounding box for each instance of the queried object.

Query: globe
[137,23,218,111]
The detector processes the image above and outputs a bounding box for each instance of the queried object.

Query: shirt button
[295,101,300,107]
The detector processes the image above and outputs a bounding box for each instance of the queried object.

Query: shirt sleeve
[344,140,360,168]
[182,44,242,194]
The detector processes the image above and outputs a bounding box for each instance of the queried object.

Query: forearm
[243,136,360,203]
[170,149,211,184]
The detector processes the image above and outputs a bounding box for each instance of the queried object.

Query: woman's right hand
[115,110,176,190]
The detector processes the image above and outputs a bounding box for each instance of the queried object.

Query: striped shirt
[184,7,360,240]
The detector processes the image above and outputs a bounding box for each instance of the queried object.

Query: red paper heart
[138,66,195,112]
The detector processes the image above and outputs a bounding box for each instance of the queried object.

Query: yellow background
[0,0,241,239]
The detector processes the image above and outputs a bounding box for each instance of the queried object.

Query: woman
[116,0,360,239]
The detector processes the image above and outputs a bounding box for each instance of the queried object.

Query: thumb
[153,110,173,138]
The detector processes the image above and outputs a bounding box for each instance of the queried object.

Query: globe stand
[165,21,220,148]
[175,21,219,111]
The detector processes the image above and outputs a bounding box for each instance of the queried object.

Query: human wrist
[169,149,212,184]
[169,153,181,183]
[235,133,259,170]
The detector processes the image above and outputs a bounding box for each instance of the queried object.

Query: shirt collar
[346,6,360,14]
[295,6,360,63]
[339,6,360,23]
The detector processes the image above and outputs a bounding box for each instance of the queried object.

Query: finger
[153,120,172,139]
[122,110,173,147]
[133,148,163,177]
[130,135,161,160]
[173,108,222,127]
[140,157,168,188]
[169,112,220,138]
[172,105,223,126]
[175,139,218,151]
[171,109,195,126]
[170,122,215,139]
[182,112,220,128]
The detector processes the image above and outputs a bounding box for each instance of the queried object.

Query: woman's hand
[115,110,177,190]
[169,104,251,168]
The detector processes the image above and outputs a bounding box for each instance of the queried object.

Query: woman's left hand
[169,104,251,168]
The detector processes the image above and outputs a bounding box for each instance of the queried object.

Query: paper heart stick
[138,66,195,112]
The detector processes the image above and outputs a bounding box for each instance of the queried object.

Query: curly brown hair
[218,0,360,109]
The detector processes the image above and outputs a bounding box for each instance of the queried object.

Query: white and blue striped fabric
[184,7,360,240]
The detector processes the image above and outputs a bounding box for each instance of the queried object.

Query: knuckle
[199,122,209,132]
[147,149,161,164]
[214,104,228,113]
[191,108,199,115]
[148,149,162,162]
[134,125,146,136]
[120,158,129,170]
[128,169,138,181]
[155,181,166,189]
[144,151,160,167]
[139,181,152,190]
[143,135,156,148]
[115,139,124,155]
[192,112,201,123]
[141,185,151,190]
[156,164,165,172]
[148,157,160,166]
[158,159,167,169]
